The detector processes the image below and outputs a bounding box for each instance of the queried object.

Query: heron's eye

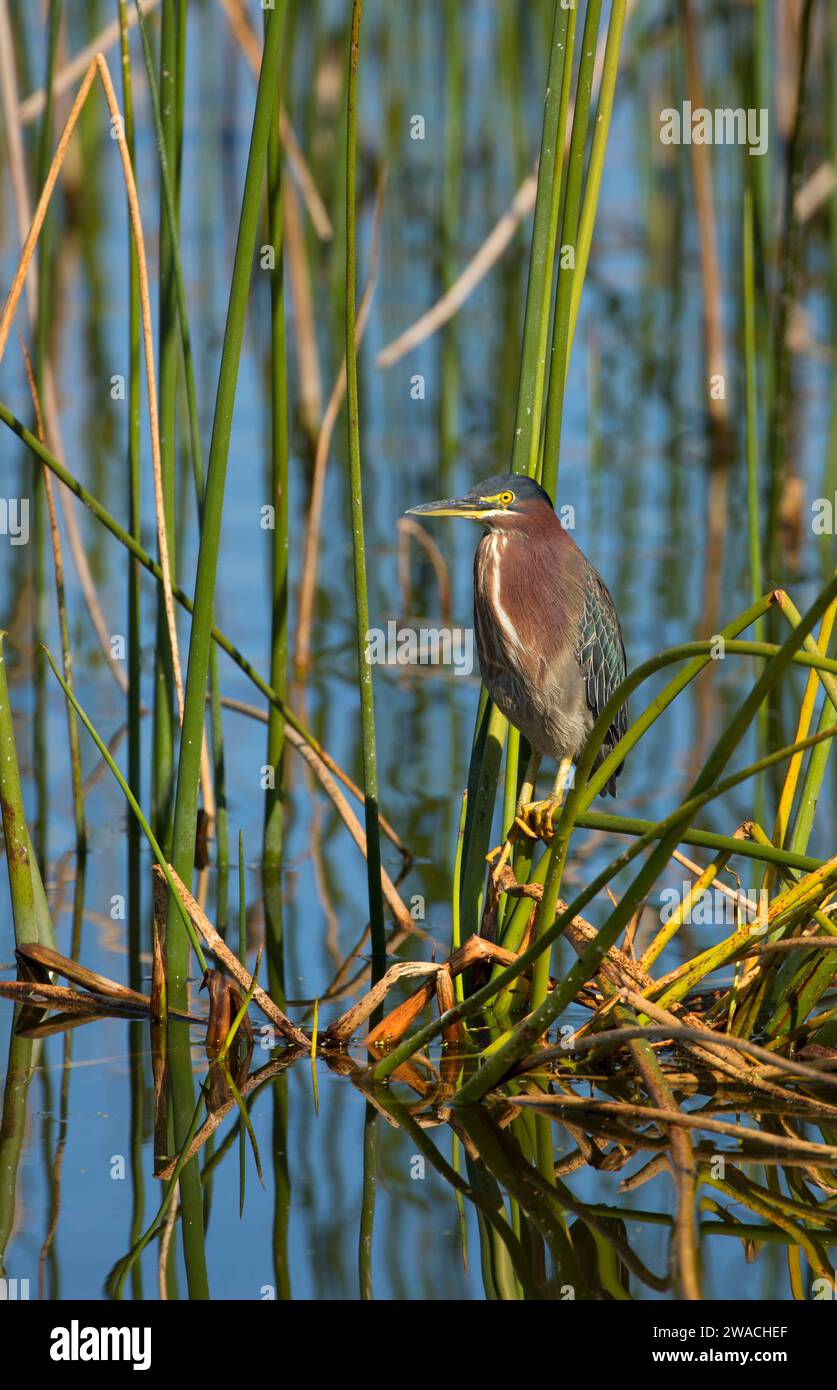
[499,490,514,506]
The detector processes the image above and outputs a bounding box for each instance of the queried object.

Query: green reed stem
[576,810,822,874]
[35,1,84,856]
[44,443,85,854]
[134,0,229,874]
[541,0,602,499]
[30,0,63,865]
[565,0,628,367]
[752,0,771,243]
[655,857,837,1014]
[0,633,54,947]
[511,0,573,483]
[743,190,763,623]
[237,826,248,1216]
[772,618,837,1016]
[462,4,577,941]
[452,789,467,1003]
[764,0,815,578]
[454,727,837,1104]
[500,0,575,858]
[151,0,179,845]
[118,1,143,932]
[789,683,837,858]
[167,1025,210,1299]
[743,185,769,820]
[165,3,286,1002]
[345,0,385,984]
[238,829,246,965]
[263,59,289,872]
[460,699,507,940]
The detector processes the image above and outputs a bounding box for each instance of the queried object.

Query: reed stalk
[32,0,63,858]
[134,0,227,847]
[344,0,385,985]
[262,22,289,874]
[743,183,770,828]
[744,193,763,619]
[165,4,286,1002]
[0,633,55,948]
[461,0,581,943]
[540,0,602,497]
[133,0,225,872]
[151,0,179,846]
[565,0,628,369]
[19,345,85,853]
[511,0,574,483]
[118,0,143,942]
[500,0,576,896]
[764,0,815,579]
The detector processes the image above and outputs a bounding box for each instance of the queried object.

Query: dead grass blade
[153,862,311,1048]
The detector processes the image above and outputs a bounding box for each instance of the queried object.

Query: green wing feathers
[577,566,628,795]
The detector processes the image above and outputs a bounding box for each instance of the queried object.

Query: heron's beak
[406,495,493,521]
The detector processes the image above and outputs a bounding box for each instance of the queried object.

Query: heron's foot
[486,834,515,880]
[487,800,553,881]
[486,820,532,881]
[515,795,563,842]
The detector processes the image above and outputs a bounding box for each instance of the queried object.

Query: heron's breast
[473,532,589,759]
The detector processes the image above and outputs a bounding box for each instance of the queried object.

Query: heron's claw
[517,796,562,842]
[486,836,516,879]
[488,791,564,880]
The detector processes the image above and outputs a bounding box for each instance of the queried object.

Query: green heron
[407,473,628,869]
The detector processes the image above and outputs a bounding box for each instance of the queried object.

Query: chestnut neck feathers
[474,505,586,671]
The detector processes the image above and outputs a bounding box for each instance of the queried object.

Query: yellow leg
[514,756,573,841]
[486,752,542,878]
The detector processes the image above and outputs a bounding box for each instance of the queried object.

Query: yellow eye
[499,490,514,506]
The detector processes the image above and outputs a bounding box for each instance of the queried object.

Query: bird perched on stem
[407,473,628,873]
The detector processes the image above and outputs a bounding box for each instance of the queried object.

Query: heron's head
[406,473,556,533]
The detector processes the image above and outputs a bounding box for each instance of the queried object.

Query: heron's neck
[474,518,583,649]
